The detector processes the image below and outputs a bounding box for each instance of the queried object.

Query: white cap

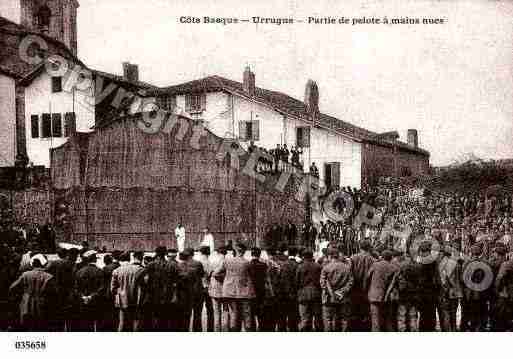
[83,250,98,258]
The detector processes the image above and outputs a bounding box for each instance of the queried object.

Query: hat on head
[183,248,194,258]
[234,241,247,252]
[199,246,210,256]
[470,244,482,256]
[382,250,394,261]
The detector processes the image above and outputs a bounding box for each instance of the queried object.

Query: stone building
[0,0,78,55]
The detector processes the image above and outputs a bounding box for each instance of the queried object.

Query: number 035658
[14,341,46,350]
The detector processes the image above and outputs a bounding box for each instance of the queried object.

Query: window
[42,114,51,138]
[185,93,206,113]
[36,6,51,29]
[239,121,260,141]
[296,127,311,148]
[157,95,176,111]
[52,113,62,137]
[52,77,62,93]
[64,112,76,137]
[31,115,39,138]
[324,162,341,191]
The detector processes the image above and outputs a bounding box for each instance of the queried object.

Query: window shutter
[65,112,76,137]
[156,96,165,110]
[42,114,51,138]
[52,77,62,93]
[167,96,176,111]
[31,115,39,138]
[52,113,62,137]
[185,94,191,112]
[304,127,311,148]
[238,121,246,140]
[252,121,260,141]
[331,162,341,190]
[200,93,206,111]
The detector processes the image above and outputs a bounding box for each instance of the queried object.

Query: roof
[91,69,158,92]
[149,75,430,157]
[0,17,158,92]
[377,131,400,141]
[0,16,84,80]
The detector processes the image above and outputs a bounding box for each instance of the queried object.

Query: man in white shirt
[175,223,186,253]
[200,228,215,254]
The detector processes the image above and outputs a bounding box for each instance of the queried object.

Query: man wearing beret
[489,245,507,331]
[495,248,513,331]
[186,248,207,332]
[461,244,490,331]
[438,247,463,332]
[275,245,299,331]
[416,241,442,331]
[366,249,399,331]
[73,251,105,331]
[396,250,421,332]
[9,254,56,331]
[320,247,353,331]
[145,246,180,331]
[110,251,145,331]
[296,249,323,331]
[349,239,375,331]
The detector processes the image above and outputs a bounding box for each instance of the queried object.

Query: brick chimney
[304,79,319,115]
[122,62,139,83]
[407,129,419,148]
[243,66,256,96]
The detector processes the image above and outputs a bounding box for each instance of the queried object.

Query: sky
[77,0,513,166]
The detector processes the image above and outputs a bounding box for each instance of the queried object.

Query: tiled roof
[0,16,157,92]
[150,75,430,156]
[0,16,84,79]
[91,69,158,92]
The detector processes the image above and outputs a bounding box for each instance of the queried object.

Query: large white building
[147,67,430,189]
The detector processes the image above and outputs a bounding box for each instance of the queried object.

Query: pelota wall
[51,115,305,250]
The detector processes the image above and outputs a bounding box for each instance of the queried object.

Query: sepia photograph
[0,0,512,353]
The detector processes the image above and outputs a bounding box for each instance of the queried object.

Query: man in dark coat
[461,244,490,331]
[285,221,298,247]
[145,246,180,331]
[397,252,421,332]
[100,253,119,331]
[366,250,399,332]
[416,242,442,332]
[186,248,206,332]
[276,246,299,331]
[45,247,74,331]
[495,251,513,331]
[296,250,322,331]
[0,244,19,331]
[39,223,56,254]
[349,239,375,331]
[488,245,507,331]
[73,251,106,332]
[248,247,269,331]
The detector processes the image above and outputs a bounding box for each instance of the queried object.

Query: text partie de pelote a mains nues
[179,16,447,26]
